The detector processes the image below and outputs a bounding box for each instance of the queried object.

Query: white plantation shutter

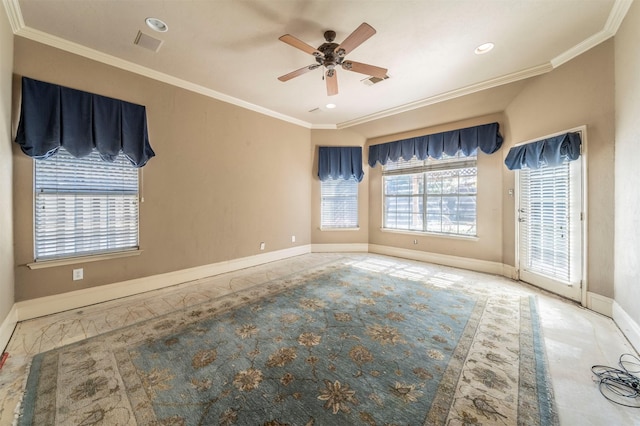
[34,147,139,261]
[519,161,579,284]
[321,177,358,229]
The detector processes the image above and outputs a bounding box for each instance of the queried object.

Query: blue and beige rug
[18,260,557,425]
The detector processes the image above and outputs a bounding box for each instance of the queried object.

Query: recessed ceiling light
[474,42,494,55]
[326,103,336,109]
[145,17,168,33]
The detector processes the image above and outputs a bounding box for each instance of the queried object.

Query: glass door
[517,156,583,301]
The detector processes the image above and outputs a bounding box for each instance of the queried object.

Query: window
[34,147,139,261]
[519,159,582,284]
[321,177,359,229]
[383,153,477,236]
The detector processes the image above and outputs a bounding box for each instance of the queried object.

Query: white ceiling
[4,0,631,130]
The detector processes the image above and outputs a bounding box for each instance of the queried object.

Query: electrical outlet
[73,268,84,280]
[260,242,265,250]
[291,235,296,243]
[413,239,418,245]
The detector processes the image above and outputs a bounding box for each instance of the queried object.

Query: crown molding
[310,124,338,130]
[16,27,313,128]
[4,0,632,131]
[551,0,633,68]
[550,29,614,68]
[339,0,633,130]
[605,0,634,32]
[2,0,23,33]
[4,0,313,129]
[336,63,554,129]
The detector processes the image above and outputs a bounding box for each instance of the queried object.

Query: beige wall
[503,39,615,297]
[12,38,312,301]
[310,129,369,245]
[614,2,640,323]
[349,81,526,140]
[8,26,620,304]
[0,4,15,328]
[366,113,506,264]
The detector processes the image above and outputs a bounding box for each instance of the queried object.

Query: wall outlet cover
[73,268,84,280]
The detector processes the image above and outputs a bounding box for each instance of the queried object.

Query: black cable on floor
[592,353,640,408]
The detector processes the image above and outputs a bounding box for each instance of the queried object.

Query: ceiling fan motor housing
[316,41,342,68]
[323,30,336,42]
[277,23,387,96]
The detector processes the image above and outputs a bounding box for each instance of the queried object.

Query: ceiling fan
[277,22,388,96]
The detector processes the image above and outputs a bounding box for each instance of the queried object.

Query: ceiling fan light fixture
[145,17,168,33]
[277,23,386,96]
[474,42,494,55]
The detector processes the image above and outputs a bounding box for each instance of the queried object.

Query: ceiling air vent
[134,31,164,52]
[362,74,390,86]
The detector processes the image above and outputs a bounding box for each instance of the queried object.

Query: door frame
[513,125,588,306]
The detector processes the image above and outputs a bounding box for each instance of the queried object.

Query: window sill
[27,249,143,270]
[319,227,361,232]
[379,228,479,241]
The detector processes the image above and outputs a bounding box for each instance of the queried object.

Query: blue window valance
[504,132,581,170]
[318,146,364,182]
[368,122,503,167]
[15,77,155,167]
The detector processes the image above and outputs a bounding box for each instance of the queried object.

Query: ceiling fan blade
[326,70,338,96]
[279,34,322,57]
[335,22,376,55]
[278,64,320,82]
[341,61,388,79]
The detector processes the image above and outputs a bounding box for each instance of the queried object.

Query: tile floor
[0,253,638,425]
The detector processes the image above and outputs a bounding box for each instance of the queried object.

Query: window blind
[321,177,358,229]
[519,162,573,282]
[382,154,477,236]
[34,147,139,261]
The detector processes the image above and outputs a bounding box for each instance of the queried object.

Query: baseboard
[612,301,640,353]
[15,245,311,322]
[0,304,18,353]
[367,244,506,276]
[13,243,629,347]
[311,243,369,253]
[502,264,518,280]
[586,292,613,317]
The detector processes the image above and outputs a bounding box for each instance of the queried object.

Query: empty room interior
[2,0,640,424]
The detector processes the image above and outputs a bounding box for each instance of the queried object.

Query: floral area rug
[18,260,557,425]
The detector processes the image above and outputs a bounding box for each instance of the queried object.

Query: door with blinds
[517,151,583,301]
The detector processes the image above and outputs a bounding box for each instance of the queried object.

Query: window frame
[381,153,478,237]
[31,147,141,266]
[320,177,360,230]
